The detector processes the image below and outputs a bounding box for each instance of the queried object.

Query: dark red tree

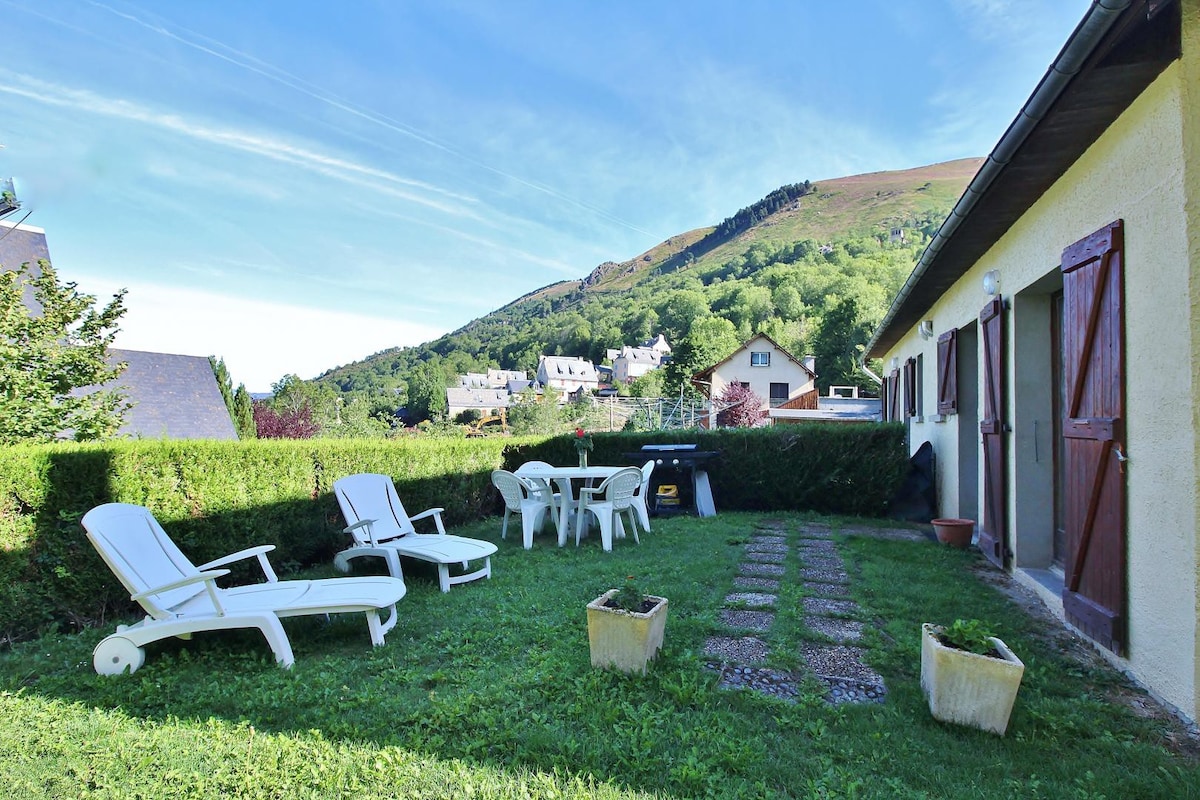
[715,383,766,428]
[253,401,319,439]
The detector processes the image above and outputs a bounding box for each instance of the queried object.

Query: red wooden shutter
[978,296,1008,569]
[1061,220,1126,655]
[903,358,917,418]
[937,330,958,414]
[888,369,901,421]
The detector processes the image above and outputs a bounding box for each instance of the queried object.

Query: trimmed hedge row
[0,424,907,643]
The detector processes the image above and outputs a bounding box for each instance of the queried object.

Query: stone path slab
[802,597,861,617]
[704,636,769,664]
[706,663,801,701]
[725,592,778,607]
[733,576,780,591]
[749,535,788,545]
[805,582,852,598]
[746,541,789,554]
[799,555,843,569]
[745,550,787,564]
[740,562,786,577]
[799,567,849,584]
[719,609,776,631]
[804,616,865,642]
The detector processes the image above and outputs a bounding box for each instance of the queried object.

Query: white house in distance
[692,333,818,419]
[867,0,1198,724]
[537,356,600,401]
[605,334,671,384]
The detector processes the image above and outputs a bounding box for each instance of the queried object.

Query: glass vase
[578,450,588,469]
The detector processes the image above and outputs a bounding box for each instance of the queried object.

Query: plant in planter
[920,619,1025,735]
[586,577,668,674]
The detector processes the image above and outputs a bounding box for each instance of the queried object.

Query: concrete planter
[586,590,668,674]
[920,622,1025,735]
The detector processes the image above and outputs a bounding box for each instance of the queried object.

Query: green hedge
[0,425,906,644]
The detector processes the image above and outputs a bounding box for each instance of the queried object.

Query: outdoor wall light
[983,269,1000,295]
[889,357,900,371]
[918,320,934,339]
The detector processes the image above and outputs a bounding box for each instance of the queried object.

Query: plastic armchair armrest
[198,544,280,583]
[131,569,231,617]
[344,518,381,547]
[409,507,447,535]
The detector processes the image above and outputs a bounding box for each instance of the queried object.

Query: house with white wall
[536,356,599,401]
[866,0,1198,724]
[692,333,817,420]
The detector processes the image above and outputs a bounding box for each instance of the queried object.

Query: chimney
[802,355,816,374]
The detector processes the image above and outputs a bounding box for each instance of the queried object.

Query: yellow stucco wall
[882,12,1200,722]
[708,336,814,411]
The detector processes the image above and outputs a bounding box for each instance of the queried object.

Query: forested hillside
[314,158,982,411]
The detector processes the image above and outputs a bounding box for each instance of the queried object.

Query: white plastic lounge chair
[630,459,655,534]
[575,467,644,552]
[333,473,498,592]
[82,503,406,675]
[491,469,556,548]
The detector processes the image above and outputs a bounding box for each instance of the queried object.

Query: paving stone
[799,555,843,569]
[725,592,777,607]
[703,636,769,664]
[796,540,839,554]
[745,550,787,564]
[734,576,781,591]
[804,615,865,642]
[740,562,786,577]
[796,525,835,540]
[749,535,787,546]
[706,662,801,701]
[799,567,849,584]
[820,676,887,705]
[746,541,789,554]
[802,597,861,617]
[805,581,852,598]
[719,609,775,631]
[799,642,881,683]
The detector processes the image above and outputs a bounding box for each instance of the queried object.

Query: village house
[691,333,818,422]
[536,355,600,402]
[867,0,1199,724]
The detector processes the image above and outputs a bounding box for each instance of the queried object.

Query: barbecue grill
[623,444,719,517]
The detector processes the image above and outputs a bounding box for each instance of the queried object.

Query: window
[769,382,789,407]
[750,351,770,367]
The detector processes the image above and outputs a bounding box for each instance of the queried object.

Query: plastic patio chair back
[334,473,415,545]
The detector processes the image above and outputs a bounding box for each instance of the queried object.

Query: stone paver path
[702,521,894,705]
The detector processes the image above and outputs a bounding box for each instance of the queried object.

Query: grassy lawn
[1,512,1196,799]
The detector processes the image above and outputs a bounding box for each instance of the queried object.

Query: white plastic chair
[514,460,563,512]
[333,473,498,592]
[575,467,644,552]
[82,503,406,675]
[490,470,556,548]
[630,459,655,534]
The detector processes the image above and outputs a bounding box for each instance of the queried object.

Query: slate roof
[104,349,238,440]
[446,387,513,410]
[0,221,51,312]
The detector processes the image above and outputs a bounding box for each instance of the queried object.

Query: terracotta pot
[931,518,974,548]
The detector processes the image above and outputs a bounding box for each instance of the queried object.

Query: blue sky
[1,0,1091,392]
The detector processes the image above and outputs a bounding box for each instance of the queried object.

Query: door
[1060,220,1127,655]
[978,296,1008,569]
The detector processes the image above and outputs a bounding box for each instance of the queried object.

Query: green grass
[1,512,1196,799]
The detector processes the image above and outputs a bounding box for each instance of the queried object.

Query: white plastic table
[514,465,624,545]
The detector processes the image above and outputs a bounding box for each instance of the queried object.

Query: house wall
[709,337,814,411]
[881,45,1200,722]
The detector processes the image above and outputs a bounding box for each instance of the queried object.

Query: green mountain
[316,157,982,405]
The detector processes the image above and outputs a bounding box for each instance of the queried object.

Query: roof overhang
[867,0,1181,359]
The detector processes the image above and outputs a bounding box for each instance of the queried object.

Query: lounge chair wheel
[94,635,145,675]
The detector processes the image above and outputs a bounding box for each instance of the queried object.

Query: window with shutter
[937,330,958,415]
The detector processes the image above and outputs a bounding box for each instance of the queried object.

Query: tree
[232,385,256,439]
[210,356,255,439]
[715,383,765,428]
[0,260,129,443]
[405,363,448,423]
[662,316,740,398]
[810,297,876,394]
[253,401,318,438]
